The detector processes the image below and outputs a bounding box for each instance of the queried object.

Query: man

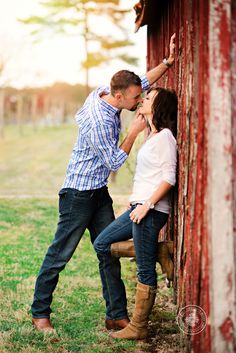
[31,34,176,332]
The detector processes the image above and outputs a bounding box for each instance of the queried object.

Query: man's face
[120,85,142,111]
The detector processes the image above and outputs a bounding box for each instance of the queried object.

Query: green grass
[0,124,137,197]
[0,198,138,353]
[0,125,180,352]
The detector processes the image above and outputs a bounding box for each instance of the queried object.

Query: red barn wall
[143,0,236,352]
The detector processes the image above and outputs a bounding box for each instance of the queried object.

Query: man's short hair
[110,70,141,96]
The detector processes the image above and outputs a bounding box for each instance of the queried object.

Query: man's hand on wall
[167,33,176,66]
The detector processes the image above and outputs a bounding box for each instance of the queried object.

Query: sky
[0,0,147,88]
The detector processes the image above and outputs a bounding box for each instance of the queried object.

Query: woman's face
[139,90,158,116]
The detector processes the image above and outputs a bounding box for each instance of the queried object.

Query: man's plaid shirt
[62,76,150,190]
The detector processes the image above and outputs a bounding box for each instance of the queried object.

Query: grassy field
[0,125,182,353]
[0,198,138,353]
[0,124,136,198]
[0,198,181,353]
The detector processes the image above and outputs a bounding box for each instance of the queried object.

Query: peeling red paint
[143,0,235,352]
[212,3,231,85]
[227,272,232,292]
[224,193,231,201]
[223,144,233,155]
[232,0,236,287]
[218,4,231,73]
[219,317,234,343]
[146,0,211,350]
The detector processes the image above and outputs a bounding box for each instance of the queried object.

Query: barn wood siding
[144,0,236,351]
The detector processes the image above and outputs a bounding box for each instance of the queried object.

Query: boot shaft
[111,241,135,258]
[111,240,174,282]
[110,281,156,340]
[132,281,156,327]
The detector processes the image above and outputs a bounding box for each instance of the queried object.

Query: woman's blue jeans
[31,187,128,320]
[94,205,168,286]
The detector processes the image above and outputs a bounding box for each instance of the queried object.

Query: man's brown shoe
[32,318,55,332]
[105,318,130,330]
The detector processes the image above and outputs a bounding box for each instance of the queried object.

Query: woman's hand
[130,204,149,224]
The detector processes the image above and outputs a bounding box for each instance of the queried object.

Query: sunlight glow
[0,0,147,88]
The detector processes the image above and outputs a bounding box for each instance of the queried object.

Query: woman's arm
[129,181,173,224]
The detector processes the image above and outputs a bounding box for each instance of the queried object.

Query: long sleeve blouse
[129,128,177,214]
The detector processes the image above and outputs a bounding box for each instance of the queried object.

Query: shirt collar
[96,86,120,116]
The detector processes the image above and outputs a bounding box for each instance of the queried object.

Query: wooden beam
[208,1,236,352]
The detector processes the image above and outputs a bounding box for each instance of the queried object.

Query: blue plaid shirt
[62,75,150,190]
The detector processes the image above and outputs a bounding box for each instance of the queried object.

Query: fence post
[16,94,23,135]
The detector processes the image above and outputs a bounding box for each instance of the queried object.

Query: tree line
[0,82,88,138]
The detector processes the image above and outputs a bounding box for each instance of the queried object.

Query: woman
[94,87,178,340]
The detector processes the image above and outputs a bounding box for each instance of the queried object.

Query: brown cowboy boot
[111,240,135,258]
[157,241,174,282]
[110,281,156,340]
[32,318,55,332]
[110,240,174,283]
[105,318,130,330]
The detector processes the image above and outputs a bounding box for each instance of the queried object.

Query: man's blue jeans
[31,187,128,320]
[94,205,168,286]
